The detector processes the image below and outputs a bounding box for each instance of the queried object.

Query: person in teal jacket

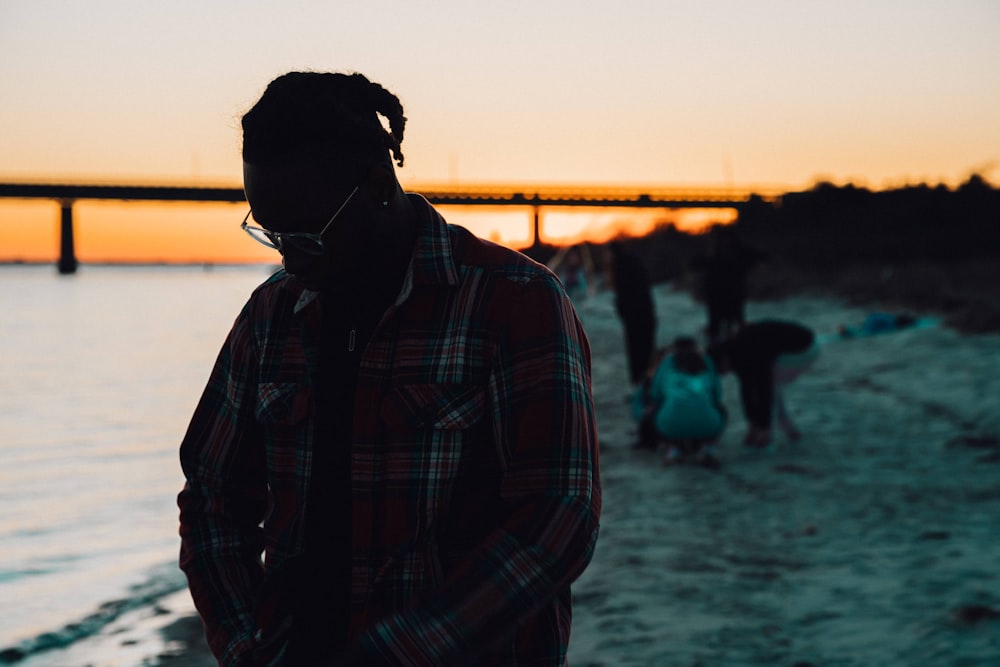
[634,336,727,467]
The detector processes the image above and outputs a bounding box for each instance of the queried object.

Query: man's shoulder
[246,268,291,299]
[238,269,301,318]
[447,224,556,286]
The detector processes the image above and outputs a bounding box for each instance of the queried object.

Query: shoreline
[155,613,214,667]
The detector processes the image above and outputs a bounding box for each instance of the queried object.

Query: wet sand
[151,286,1000,665]
[154,613,215,667]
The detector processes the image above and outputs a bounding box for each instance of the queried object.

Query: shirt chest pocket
[256,382,313,485]
[378,383,489,538]
[380,383,487,431]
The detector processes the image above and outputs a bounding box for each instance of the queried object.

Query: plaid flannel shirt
[178,195,601,665]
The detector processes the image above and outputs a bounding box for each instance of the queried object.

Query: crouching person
[634,336,726,468]
[709,319,819,448]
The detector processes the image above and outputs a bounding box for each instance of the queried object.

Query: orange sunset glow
[5,199,483,264]
[0,191,737,264]
[1,2,997,264]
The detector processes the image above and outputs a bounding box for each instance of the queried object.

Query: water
[0,264,278,663]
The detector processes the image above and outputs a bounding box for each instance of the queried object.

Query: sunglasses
[240,185,359,255]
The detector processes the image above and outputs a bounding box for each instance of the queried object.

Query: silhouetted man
[178,70,601,666]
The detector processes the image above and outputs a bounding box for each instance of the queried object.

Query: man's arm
[357,273,601,664]
[178,311,268,665]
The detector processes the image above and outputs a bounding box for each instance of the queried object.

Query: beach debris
[946,434,1000,463]
[918,530,951,541]
[782,524,819,539]
[946,434,1000,449]
[953,603,1000,626]
[772,463,822,477]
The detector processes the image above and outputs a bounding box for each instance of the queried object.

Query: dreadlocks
[242,71,406,168]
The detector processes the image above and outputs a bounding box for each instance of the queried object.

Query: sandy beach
[141,284,1000,666]
[569,287,1000,665]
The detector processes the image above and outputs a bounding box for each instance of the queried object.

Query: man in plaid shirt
[178,71,601,666]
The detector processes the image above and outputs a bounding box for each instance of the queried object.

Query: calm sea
[0,263,279,662]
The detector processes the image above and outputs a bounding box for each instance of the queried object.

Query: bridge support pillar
[57,200,78,275]
[531,206,542,248]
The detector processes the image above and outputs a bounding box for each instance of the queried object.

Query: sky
[1,0,998,262]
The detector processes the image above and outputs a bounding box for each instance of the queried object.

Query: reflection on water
[0,264,274,650]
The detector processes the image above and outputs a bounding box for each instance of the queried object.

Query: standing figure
[177,71,601,666]
[606,241,656,386]
[547,243,597,302]
[709,319,818,447]
[693,226,765,343]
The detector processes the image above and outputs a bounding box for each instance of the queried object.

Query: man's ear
[363,162,398,205]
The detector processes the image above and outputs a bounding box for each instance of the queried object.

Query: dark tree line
[525,175,1000,332]
[735,174,1000,268]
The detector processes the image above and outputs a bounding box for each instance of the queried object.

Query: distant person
[547,243,597,301]
[633,336,727,467]
[177,70,601,666]
[605,240,656,386]
[693,226,765,343]
[709,319,818,448]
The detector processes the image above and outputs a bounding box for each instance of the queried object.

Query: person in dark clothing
[693,226,765,343]
[605,241,656,386]
[709,319,819,447]
[177,70,600,667]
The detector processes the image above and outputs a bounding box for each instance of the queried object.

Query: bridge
[0,181,781,273]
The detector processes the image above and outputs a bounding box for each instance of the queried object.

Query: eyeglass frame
[240,184,360,255]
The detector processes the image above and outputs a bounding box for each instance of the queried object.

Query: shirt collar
[404,193,459,289]
[290,192,459,315]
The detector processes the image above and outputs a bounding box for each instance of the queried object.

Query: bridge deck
[0,182,780,208]
[1,181,783,274]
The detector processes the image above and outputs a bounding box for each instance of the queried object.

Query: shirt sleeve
[358,272,602,664]
[177,306,268,666]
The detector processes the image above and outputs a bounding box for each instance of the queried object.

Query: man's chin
[289,273,325,291]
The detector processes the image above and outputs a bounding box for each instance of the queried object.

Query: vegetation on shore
[530,175,1000,334]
